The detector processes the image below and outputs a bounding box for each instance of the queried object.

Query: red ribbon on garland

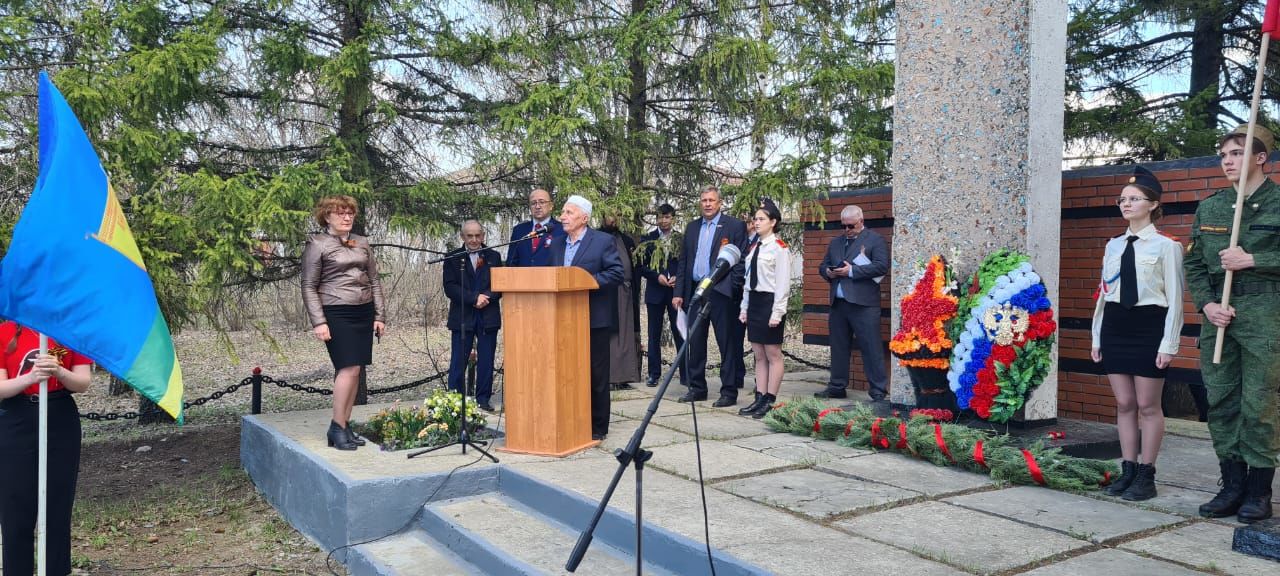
[933,423,955,462]
[974,440,988,468]
[897,422,909,450]
[1021,449,1047,486]
[814,408,843,432]
[871,418,889,448]
[844,420,856,437]
[1101,471,1112,486]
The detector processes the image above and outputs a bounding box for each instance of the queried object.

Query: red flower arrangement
[890,255,958,369]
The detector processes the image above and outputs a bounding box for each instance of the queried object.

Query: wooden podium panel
[491,266,599,456]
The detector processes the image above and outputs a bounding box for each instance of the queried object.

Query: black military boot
[1121,463,1157,501]
[1237,467,1275,523]
[1199,459,1248,518]
[750,394,777,419]
[1105,460,1137,497]
[738,391,767,416]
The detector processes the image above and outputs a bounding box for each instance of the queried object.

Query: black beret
[1126,166,1162,197]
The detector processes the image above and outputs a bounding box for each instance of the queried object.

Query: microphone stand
[406,229,546,461]
[564,298,714,574]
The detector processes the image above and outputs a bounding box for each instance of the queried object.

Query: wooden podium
[491,266,600,456]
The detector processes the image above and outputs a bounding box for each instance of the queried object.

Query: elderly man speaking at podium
[551,195,624,440]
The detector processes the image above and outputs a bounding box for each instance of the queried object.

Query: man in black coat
[443,220,504,411]
[637,203,684,387]
[673,186,748,406]
[818,205,890,401]
[551,195,625,440]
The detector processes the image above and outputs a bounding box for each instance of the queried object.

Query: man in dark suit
[818,204,890,401]
[443,220,503,411]
[673,186,748,406]
[551,195,624,440]
[508,188,566,267]
[637,203,684,387]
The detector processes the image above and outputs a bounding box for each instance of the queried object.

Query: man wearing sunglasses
[817,205,890,402]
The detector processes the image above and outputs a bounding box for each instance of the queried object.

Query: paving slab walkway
[253,368,1280,575]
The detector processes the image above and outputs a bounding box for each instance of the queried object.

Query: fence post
[251,367,263,415]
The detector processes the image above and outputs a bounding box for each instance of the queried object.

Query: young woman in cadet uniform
[1091,166,1184,502]
[0,322,93,576]
[738,200,792,419]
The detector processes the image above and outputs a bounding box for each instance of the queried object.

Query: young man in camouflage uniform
[1184,124,1280,523]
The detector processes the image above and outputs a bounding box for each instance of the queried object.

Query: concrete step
[421,493,678,576]
[348,530,480,576]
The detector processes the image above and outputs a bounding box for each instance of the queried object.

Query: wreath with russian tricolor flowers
[947,250,1057,423]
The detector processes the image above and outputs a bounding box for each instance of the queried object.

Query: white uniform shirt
[740,233,792,325]
[1090,223,1185,355]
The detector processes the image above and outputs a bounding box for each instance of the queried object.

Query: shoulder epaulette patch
[1199,225,1229,233]
[775,238,788,248]
[1158,231,1181,244]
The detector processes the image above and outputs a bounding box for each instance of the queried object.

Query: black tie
[1120,235,1139,308]
[749,244,760,290]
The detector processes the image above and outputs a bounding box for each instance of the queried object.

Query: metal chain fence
[79,344,826,421]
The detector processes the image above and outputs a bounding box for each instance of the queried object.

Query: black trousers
[590,328,612,436]
[0,393,81,576]
[685,291,744,399]
[828,299,888,399]
[646,302,686,383]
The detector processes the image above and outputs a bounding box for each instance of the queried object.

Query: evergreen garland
[764,398,1117,491]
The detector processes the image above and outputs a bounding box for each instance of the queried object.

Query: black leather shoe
[646,376,658,388]
[1105,460,1138,497]
[712,396,736,408]
[677,392,707,403]
[344,425,366,446]
[814,389,847,399]
[591,433,606,441]
[617,383,634,390]
[478,403,496,412]
[1121,463,1157,501]
[327,420,357,451]
[738,394,767,415]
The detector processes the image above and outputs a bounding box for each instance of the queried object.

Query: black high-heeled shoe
[328,420,357,451]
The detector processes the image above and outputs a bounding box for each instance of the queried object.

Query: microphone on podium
[690,243,741,305]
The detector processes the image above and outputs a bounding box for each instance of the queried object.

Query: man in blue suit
[673,186,748,406]
[508,188,565,267]
[818,204,890,401]
[637,203,684,387]
[551,195,625,440]
[443,220,503,411]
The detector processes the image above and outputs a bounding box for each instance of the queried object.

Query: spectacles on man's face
[530,199,552,207]
[842,223,860,230]
[1115,196,1150,206]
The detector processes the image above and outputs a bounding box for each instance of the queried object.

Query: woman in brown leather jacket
[301,195,386,450]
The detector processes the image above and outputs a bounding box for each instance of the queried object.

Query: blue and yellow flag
[0,72,184,422]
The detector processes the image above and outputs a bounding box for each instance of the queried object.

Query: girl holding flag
[0,322,93,576]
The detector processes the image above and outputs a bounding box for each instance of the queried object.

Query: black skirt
[746,290,785,345]
[1100,302,1169,378]
[323,301,375,371]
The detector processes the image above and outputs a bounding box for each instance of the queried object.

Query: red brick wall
[802,156,1258,420]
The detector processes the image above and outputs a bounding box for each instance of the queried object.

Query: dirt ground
[72,422,343,575]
